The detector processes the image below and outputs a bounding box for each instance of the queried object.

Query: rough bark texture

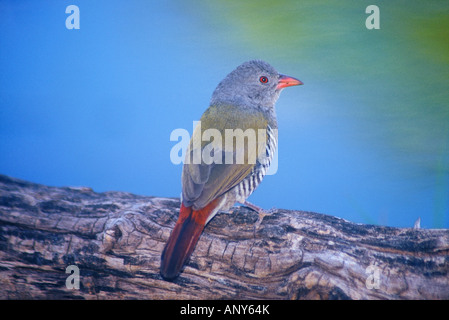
[0,174,448,300]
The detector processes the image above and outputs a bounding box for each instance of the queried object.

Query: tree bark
[0,174,448,300]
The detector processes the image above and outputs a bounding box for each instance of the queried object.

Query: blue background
[1,1,448,228]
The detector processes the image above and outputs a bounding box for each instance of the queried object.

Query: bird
[160,60,302,280]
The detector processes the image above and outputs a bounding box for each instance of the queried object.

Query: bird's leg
[242,200,264,213]
[240,201,273,235]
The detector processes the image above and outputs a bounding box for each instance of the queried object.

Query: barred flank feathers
[237,125,277,200]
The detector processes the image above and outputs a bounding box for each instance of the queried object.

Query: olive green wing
[181,105,268,210]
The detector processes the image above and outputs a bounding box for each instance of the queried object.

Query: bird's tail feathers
[160,199,220,280]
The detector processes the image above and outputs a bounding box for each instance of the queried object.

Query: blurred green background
[1,0,448,228]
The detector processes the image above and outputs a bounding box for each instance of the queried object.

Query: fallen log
[0,174,448,299]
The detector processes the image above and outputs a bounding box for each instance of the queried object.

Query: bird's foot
[242,200,264,213]
[241,201,275,235]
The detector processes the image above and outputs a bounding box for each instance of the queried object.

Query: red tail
[160,200,220,280]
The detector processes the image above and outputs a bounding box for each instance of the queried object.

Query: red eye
[259,76,268,84]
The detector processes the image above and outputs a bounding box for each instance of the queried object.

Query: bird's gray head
[210,60,302,111]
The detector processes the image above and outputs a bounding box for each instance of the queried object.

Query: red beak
[277,74,303,90]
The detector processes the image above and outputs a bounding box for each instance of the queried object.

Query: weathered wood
[0,174,448,299]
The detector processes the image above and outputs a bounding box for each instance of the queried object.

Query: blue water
[1,1,448,228]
